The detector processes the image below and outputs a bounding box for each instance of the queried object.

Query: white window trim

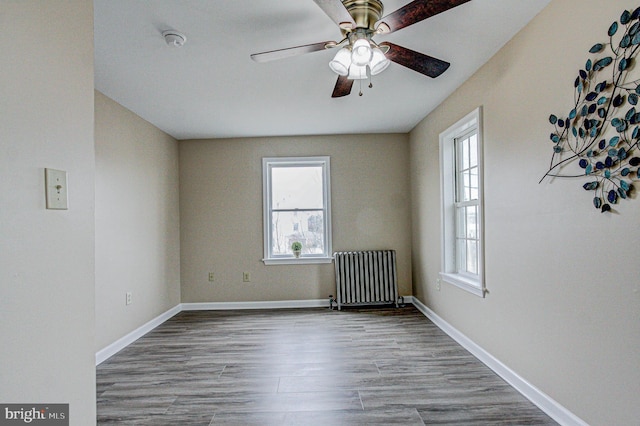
[439,107,486,297]
[262,156,332,265]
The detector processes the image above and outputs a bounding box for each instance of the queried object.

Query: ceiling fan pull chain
[359,77,363,96]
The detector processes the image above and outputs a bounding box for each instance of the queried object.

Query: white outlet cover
[45,168,68,210]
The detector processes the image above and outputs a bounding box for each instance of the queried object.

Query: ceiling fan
[250,0,471,97]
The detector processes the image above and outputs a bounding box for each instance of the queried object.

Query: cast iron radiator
[333,250,399,310]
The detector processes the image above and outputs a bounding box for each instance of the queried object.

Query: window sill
[439,272,485,298]
[262,257,333,265]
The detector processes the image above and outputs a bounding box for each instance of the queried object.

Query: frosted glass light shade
[329,48,351,76]
[369,47,390,75]
[351,38,372,66]
[348,64,368,80]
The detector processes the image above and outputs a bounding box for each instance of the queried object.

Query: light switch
[45,168,68,210]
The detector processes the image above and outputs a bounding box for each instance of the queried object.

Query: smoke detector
[162,30,186,47]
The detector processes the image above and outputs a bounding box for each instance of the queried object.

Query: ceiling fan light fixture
[369,47,390,75]
[351,38,373,67]
[329,47,351,76]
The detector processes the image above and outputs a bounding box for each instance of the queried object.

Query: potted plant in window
[291,241,302,258]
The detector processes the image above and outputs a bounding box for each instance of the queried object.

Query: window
[439,107,485,296]
[262,157,332,265]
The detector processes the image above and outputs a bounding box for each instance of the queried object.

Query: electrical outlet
[242,272,251,282]
[126,292,132,305]
[208,272,215,282]
[436,279,441,291]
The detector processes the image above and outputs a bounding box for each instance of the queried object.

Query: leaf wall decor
[540,7,640,213]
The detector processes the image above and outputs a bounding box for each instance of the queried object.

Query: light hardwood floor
[96,306,557,425]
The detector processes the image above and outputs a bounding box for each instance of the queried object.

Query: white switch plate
[45,168,68,210]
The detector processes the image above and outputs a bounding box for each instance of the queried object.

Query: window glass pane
[466,205,477,240]
[271,166,323,210]
[466,239,478,275]
[456,236,466,273]
[469,134,478,168]
[464,170,472,201]
[462,137,470,170]
[456,204,479,275]
[271,211,324,255]
[470,167,478,200]
[456,135,479,203]
[456,206,466,239]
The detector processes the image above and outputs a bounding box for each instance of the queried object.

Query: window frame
[439,107,486,297]
[262,156,332,265]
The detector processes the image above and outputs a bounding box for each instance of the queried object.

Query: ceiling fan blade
[376,0,471,34]
[251,41,333,63]
[331,75,354,98]
[381,42,450,78]
[313,0,356,29]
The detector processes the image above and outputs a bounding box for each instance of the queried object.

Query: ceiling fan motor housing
[342,0,384,32]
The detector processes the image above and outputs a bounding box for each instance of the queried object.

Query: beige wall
[410,1,640,424]
[179,134,411,303]
[0,1,97,424]
[95,91,181,351]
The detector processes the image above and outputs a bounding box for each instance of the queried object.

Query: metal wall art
[541,7,640,213]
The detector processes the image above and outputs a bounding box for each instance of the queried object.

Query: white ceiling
[94,0,551,140]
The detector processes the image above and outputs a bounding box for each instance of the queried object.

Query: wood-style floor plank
[97,306,557,425]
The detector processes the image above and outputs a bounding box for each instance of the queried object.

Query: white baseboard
[181,299,328,311]
[410,297,587,426]
[96,299,330,365]
[95,305,181,365]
